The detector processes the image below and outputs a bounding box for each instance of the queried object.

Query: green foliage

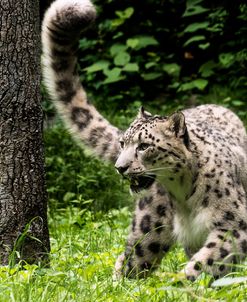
[76,0,247,110]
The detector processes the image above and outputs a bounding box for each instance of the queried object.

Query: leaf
[199,42,210,50]
[110,44,127,56]
[103,67,121,77]
[231,100,245,106]
[211,276,247,287]
[112,7,134,27]
[169,82,180,89]
[126,38,139,49]
[122,63,139,72]
[219,53,235,67]
[199,60,217,77]
[114,51,131,66]
[179,82,194,91]
[141,73,162,80]
[145,62,156,69]
[137,36,159,49]
[163,63,181,77]
[111,18,124,27]
[84,60,110,73]
[115,7,134,20]
[193,78,208,90]
[127,36,159,50]
[183,35,206,47]
[184,22,210,33]
[103,68,124,84]
[183,5,209,17]
[63,192,76,202]
[179,79,208,91]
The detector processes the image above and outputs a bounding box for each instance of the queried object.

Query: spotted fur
[42,0,247,280]
[42,0,120,162]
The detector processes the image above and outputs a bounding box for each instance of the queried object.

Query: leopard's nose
[115,164,129,175]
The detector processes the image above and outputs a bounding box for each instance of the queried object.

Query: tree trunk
[0,0,50,265]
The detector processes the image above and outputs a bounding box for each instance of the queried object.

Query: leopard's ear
[137,106,152,119]
[167,112,186,137]
[167,111,190,148]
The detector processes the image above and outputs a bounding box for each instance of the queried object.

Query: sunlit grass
[0,206,247,302]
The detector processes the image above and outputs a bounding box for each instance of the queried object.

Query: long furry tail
[42,0,120,162]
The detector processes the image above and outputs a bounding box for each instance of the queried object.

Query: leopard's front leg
[183,226,247,281]
[115,184,174,278]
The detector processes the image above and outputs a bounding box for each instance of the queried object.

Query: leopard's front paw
[181,260,202,281]
[114,252,154,279]
[113,253,126,279]
[114,253,139,278]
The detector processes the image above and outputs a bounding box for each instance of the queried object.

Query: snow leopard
[42,0,247,280]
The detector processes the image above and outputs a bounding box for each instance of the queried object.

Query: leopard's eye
[137,143,150,151]
[119,140,124,149]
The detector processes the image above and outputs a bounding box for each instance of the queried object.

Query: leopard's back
[184,104,246,147]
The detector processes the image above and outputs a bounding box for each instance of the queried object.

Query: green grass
[1,206,247,302]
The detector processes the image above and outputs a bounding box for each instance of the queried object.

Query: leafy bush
[77,0,247,111]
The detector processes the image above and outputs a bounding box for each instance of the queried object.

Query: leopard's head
[115,107,191,193]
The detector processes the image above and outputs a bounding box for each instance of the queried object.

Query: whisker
[143,174,157,179]
[146,167,173,172]
[145,167,174,173]
[145,172,172,179]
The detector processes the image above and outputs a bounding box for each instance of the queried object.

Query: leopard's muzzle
[129,174,156,193]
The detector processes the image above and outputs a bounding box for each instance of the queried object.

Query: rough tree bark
[0,0,50,264]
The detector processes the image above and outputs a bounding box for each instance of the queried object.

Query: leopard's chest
[173,208,211,251]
